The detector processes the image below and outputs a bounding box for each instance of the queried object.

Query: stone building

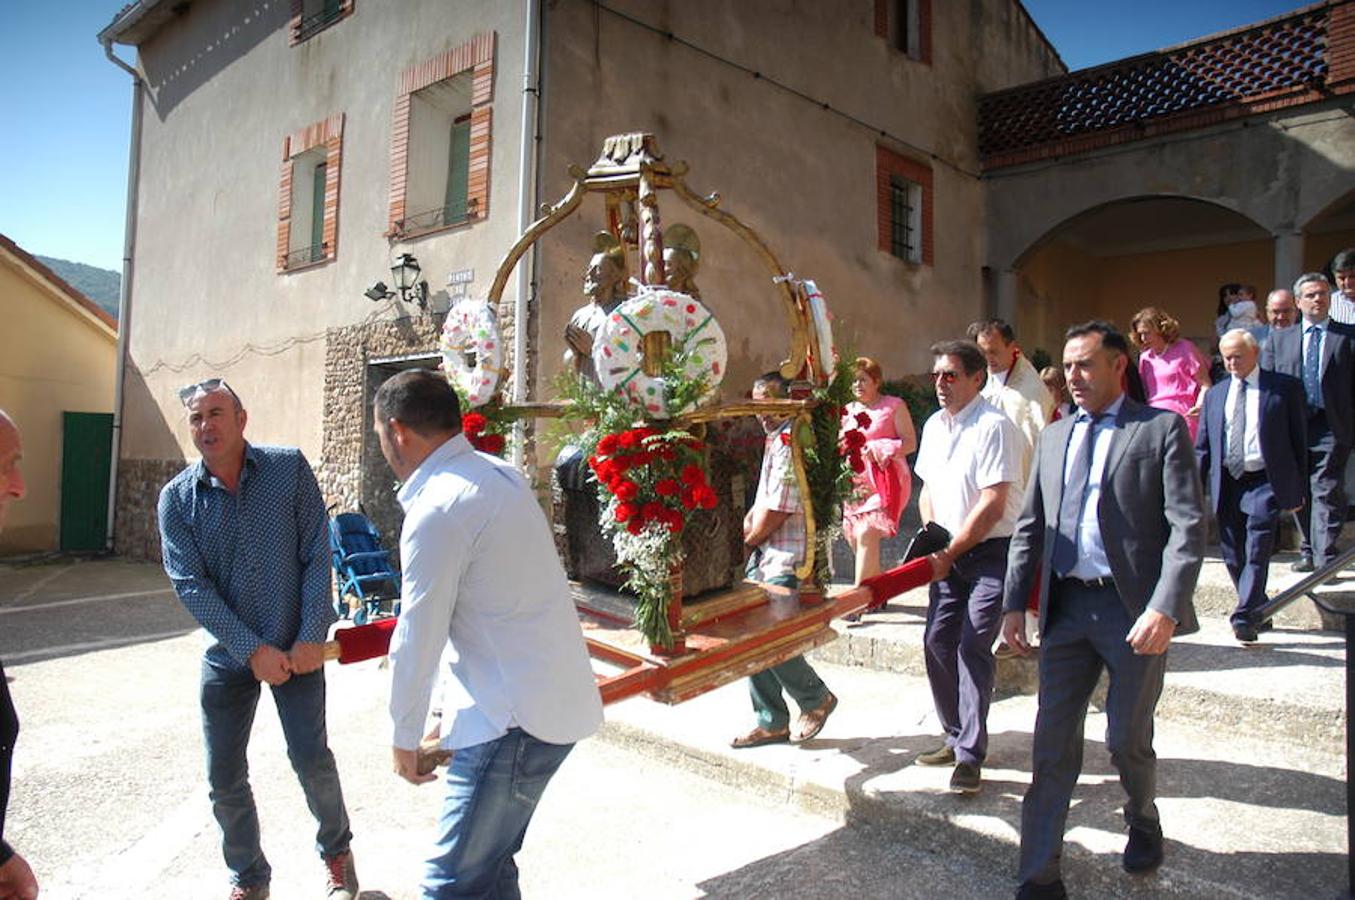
[99,1,1355,560]
[98,0,1064,558]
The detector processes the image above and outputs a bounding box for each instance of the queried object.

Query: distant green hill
[35,256,120,320]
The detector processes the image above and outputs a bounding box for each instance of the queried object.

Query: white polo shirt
[914,394,1025,540]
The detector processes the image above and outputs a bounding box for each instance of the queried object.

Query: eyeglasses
[930,370,961,383]
[179,378,238,406]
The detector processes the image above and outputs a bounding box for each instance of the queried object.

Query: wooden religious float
[461,133,933,705]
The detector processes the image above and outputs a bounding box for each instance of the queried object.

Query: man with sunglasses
[912,341,1025,795]
[158,380,357,900]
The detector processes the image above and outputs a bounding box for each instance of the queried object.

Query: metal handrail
[1254,542,1355,622]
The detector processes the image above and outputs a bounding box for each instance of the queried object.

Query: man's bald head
[1265,289,1297,330]
[0,411,27,534]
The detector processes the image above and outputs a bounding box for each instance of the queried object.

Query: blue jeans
[200,660,352,887]
[423,728,574,899]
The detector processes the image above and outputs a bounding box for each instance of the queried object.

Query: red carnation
[598,433,620,456]
[655,478,679,497]
[626,519,644,535]
[855,411,872,429]
[462,412,487,437]
[615,503,637,522]
[642,501,666,522]
[844,429,866,450]
[632,451,654,467]
[849,454,866,473]
[618,430,640,449]
[479,433,506,455]
[587,455,600,471]
[614,480,639,502]
[680,464,704,485]
[680,486,699,510]
[698,486,718,509]
[665,512,685,533]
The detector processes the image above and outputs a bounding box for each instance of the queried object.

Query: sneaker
[228,885,270,900]
[324,850,359,900]
[915,744,956,767]
[949,761,982,794]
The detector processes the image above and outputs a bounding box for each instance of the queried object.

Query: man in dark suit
[1002,322,1205,899]
[1196,330,1307,642]
[1260,273,1355,572]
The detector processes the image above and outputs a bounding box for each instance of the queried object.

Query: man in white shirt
[1328,248,1355,325]
[374,370,603,897]
[968,318,1053,456]
[912,341,1024,794]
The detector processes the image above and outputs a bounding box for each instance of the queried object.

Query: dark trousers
[1018,581,1167,885]
[1218,470,1280,627]
[1299,411,1350,566]
[923,537,1008,766]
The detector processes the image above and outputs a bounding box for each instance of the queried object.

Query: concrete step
[598,659,1348,899]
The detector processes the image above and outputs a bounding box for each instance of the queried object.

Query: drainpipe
[101,38,144,553]
[511,0,542,469]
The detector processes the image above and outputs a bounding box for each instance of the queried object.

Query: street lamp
[364,253,429,309]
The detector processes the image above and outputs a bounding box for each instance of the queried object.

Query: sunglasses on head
[179,378,237,406]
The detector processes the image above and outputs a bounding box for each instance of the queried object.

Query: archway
[1010,196,1272,359]
[1303,188,1355,275]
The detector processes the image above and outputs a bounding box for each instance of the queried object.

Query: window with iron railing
[292,0,351,44]
[393,77,474,238]
[889,175,922,263]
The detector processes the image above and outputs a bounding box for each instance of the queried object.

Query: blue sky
[0,0,1316,272]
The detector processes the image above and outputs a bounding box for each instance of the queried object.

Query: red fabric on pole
[334,618,397,664]
[860,557,932,611]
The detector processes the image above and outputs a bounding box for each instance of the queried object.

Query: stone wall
[114,458,187,562]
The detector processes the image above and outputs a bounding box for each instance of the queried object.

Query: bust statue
[564,232,630,384]
[663,223,701,299]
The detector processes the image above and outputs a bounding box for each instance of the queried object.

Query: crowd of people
[2,255,1353,900]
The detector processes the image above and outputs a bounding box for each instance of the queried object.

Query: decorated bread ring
[593,288,728,418]
[440,298,504,408]
[803,279,836,382]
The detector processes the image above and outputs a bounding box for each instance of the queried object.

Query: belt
[1054,574,1115,590]
[1227,468,1267,485]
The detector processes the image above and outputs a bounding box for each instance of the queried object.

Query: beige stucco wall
[0,256,116,553]
[1017,237,1275,357]
[532,0,1063,397]
[122,0,530,463]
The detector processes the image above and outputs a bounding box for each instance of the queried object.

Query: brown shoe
[730,725,791,748]
[792,692,838,743]
[324,850,358,900]
[228,884,270,900]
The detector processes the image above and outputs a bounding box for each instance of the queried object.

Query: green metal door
[60,412,113,551]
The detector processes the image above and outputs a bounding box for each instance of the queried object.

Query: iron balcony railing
[282,243,327,270]
[295,3,346,42]
[392,199,478,238]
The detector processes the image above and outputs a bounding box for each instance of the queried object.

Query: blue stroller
[329,510,401,624]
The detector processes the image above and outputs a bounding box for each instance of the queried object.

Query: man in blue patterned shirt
[158,380,357,900]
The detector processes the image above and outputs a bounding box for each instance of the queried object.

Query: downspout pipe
[512,0,542,469]
[101,37,144,553]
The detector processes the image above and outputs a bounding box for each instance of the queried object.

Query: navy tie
[1052,413,1104,577]
[1304,324,1323,409]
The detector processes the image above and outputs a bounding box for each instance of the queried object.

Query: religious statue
[564,232,630,385]
[663,223,701,299]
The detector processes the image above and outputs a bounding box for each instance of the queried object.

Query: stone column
[996,268,1021,324]
[1274,231,1305,291]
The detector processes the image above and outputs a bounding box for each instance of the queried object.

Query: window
[876,145,932,266]
[874,0,931,63]
[290,0,353,45]
[387,33,495,240]
[277,114,344,273]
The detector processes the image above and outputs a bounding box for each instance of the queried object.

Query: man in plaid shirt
[730,372,838,749]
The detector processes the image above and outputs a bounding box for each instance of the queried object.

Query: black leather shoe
[1233,622,1259,643]
[1123,822,1164,873]
[1015,879,1067,899]
[1292,555,1315,573]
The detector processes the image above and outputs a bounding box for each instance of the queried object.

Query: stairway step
[599,660,1347,899]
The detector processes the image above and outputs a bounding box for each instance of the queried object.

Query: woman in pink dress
[841,357,917,585]
[1131,306,1211,441]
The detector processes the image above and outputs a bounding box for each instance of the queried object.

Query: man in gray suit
[1002,321,1205,899]
[1260,273,1355,572]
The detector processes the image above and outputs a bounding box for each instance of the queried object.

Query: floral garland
[587,426,718,647]
[555,335,718,648]
[460,403,515,457]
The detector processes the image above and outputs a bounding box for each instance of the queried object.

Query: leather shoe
[916,744,956,766]
[792,692,837,743]
[1292,555,1315,573]
[1233,622,1259,643]
[949,761,981,794]
[1015,879,1067,899]
[1123,822,1164,873]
